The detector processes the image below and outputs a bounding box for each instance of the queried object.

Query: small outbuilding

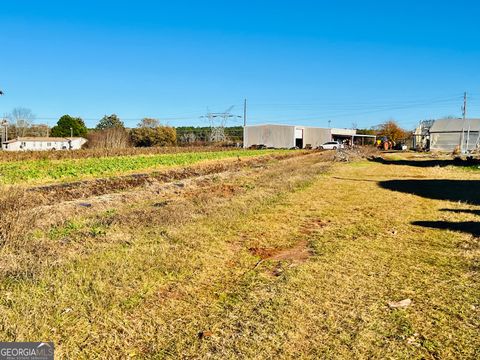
[1,137,87,151]
[413,120,434,150]
[243,124,357,149]
[429,118,480,152]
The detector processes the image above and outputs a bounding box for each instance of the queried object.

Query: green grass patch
[0,149,290,185]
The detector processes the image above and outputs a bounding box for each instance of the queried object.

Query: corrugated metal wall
[430,132,480,151]
[244,125,295,148]
[304,127,331,148]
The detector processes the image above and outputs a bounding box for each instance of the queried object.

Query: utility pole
[70,127,73,138]
[328,120,332,128]
[464,91,471,154]
[0,89,4,148]
[243,99,247,149]
[243,98,247,127]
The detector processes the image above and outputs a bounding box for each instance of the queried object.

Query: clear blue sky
[1,0,480,129]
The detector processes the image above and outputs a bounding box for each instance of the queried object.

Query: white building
[1,137,87,151]
[243,124,358,149]
[429,118,480,152]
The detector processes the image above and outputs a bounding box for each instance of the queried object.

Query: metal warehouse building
[243,124,357,149]
[429,118,480,152]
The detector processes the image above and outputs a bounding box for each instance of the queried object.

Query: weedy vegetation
[0,149,291,184]
[0,149,478,359]
[0,145,234,163]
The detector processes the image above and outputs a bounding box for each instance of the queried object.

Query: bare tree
[8,107,35,137]
[137,118,160,128]
[180,132,196,144]
[87,128,130,149]
[28,124,49,137]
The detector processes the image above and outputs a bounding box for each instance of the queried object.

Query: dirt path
[0,153,478,359]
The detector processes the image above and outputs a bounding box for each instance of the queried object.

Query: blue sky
[1,0,480,129]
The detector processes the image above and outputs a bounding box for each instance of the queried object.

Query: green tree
[50,115,88,137]
[96,114,125,130]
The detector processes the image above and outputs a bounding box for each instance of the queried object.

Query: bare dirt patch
[249,240,313,263]
[299,219,331,235]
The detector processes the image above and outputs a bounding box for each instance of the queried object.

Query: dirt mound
[334,147,380,162]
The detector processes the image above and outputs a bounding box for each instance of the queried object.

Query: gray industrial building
[243,124,357,149]
[429,118,480,152]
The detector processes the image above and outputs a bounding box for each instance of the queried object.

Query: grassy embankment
[0,152,478,358]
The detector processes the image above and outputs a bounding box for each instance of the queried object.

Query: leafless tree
[180,132,196,144]
[28,124,49,137]
[137,118,161,128]
[87,128,130,149]
[8,107,35,137]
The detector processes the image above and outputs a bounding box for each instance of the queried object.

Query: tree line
[2,107,412,149]
[1,108,244,148]
[52,114,178,148]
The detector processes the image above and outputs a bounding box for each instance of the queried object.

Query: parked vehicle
[319,141,344,150]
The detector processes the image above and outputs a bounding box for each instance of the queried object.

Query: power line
[5,93,475,131]
[249,94,462,108]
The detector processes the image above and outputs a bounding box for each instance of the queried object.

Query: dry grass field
[0,149,478,359]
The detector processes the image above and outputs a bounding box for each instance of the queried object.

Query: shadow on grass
[368,156,480,168]
[412,221,480,238]
[379,179,480,237]
[378,179,480,205]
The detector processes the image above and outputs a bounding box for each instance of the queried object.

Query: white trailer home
[1,137,87,151]
[243,124,356,149]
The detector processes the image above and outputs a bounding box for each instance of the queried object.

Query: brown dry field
[0,150,478,359]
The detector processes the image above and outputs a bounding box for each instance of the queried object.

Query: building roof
[331,128,356,136]
[244,123,296,128]
[244,123,357,134]
[430,118,480,133]
[3,137,85,144]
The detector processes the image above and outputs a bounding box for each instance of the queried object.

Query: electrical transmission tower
[201,105,242,142]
